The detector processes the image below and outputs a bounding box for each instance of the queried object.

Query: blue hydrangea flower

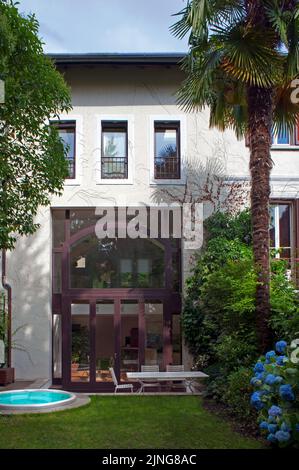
[274,376,283,384]
[279,384,295,401]
[265,350,276,363]
[281,422,291,433]
[267,433,277,443]
[268,424,277,434]
[275,430,291,443]
[251,377,262,386]
[259,421,269,430]
[295,424,299,432]
[255,372,265,380]
[254,362,265,373]
[250,391,264,410]
[275,341,287,354]
[268,405,282,417]
[265,374,277,386]
[276,355,287,366]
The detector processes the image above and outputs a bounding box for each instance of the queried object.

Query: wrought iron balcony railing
[154,156,180,179]
[101,156,128,179]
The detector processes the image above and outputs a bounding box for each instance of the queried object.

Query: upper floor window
[270,203,292,261]
[51,121,76,179]
[101,121,128,179]
[272,125,299,147]
[154,121,180,179]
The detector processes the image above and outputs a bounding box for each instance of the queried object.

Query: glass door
[65,298,121,389]
[71,301,91,383]
[120,300,139,381]
[96,300,115,383]
[63,296,169,390]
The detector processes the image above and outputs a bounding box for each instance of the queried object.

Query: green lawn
[0,396,263,449]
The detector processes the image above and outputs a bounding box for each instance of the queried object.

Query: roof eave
[47,53,186,66]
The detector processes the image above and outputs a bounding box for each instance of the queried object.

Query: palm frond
[213,0,246,27]
[170,3,193,40]
[173,0,299,135]
[171,0,246,40]
[215,24,284,87]
[209,77,247,138]
[285,14,299,78]
[176,45,223,112]
[187,0,214,36]
[264,0,289,47]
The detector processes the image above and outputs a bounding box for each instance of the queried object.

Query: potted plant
[71,326,89,371]
[71,352,80,371]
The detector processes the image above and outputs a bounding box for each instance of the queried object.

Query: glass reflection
[70,237,165,288]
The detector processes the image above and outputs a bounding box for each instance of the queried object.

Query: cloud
[38,22,68,52]
[16,0,188,53]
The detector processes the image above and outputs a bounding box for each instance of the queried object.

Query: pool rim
[0,389,76,409]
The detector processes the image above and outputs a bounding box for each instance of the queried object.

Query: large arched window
[70,236,165,289]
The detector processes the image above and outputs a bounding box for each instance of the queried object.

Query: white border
[95,114,134,185]
[149,114,187,186]
[272,145,299,151]
[271,203,293,260]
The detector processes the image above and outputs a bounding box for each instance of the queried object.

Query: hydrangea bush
[250,340,299,447]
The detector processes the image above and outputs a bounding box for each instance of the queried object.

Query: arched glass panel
[70,236,165,288]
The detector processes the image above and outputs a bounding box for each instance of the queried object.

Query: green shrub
[224,367,257,421]
[270,261,299,340]
[204,209,252,244]
[182,209,299,427]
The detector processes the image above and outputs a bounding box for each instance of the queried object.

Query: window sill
[271,146,299,151]
[150,178,186,186]
[96,179,133,185]
[64,179,81,186]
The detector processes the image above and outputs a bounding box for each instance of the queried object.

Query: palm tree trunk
[247,85,273,352]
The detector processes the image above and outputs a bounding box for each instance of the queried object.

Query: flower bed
[250,340,299,447]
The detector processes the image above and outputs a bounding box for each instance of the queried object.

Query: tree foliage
[172,0,299,350]
[172,0,299,136]
[182,210,299,422]
[0,1,71,249]
[183,210,299,368]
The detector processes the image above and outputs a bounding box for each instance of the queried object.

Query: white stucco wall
[5,64,299,380]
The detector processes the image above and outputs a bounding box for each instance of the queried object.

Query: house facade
[2,53,299,392]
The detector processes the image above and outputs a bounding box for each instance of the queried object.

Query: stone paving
[0,380,34,391]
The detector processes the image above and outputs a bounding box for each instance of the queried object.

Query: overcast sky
[17,0,188,53]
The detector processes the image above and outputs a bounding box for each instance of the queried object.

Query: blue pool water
[0,390,74,407]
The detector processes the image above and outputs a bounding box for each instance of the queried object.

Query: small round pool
[0,389,76,411]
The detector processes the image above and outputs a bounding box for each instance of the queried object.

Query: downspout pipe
[1,249,12,368]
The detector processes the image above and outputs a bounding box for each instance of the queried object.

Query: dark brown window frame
[270,199,299,285]
[51,120,76,179]
[272,125,299,148]
[101,121,128,179]
[51,207,182,390]
[246,126,299,148]
[154,121,181,180]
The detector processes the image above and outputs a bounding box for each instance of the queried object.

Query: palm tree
[172,0,299,351]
